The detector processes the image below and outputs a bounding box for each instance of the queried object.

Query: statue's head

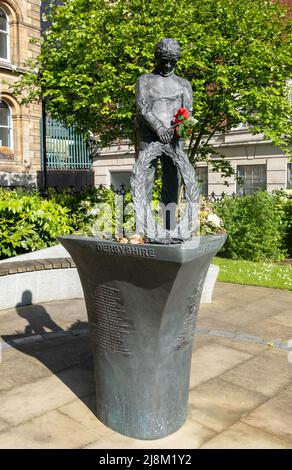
[155,38,181,77]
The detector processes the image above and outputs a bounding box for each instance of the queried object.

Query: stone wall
[93,142,135,186]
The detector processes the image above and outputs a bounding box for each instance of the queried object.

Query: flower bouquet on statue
[172,107,198,138]
[118,234,145,244]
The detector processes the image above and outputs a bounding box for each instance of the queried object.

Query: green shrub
[48,186,120,235]
[274,190,292,257]
[0,188,72,259]
[48,172,163,238]
[284,199,292,257]
[214,192,287,261]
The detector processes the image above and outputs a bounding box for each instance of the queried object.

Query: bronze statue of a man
[135,38,193,206]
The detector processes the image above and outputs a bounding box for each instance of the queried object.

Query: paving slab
[0,298,87,336]
[0,410,100,449]
[214,337,267,355]
[243,318,292,343]
[0,348,51,392]
[268,310,292,329]
[58,395,115,438]
[0,418,10,434]
[221,349,292,397]
[188,378,267,433]
[200,421,292,449]
[212,282,270,300]
[189,343,252,389]
[2,334,92,375]
[201,283,292,328]
[192,332,216,350]
[24,335,92,373]
[197,313,238,332]
[242,389,292,444]
[0,366,95,427]
[84,419,216,449]
[199,302,284,332]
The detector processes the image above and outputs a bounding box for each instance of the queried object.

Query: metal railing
[40,117,91,170]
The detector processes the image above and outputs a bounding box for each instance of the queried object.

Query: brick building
[0,0,41,186]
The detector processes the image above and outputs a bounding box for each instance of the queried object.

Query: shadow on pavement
[1,290,96,415]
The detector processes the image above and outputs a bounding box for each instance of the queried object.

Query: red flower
[173,107,190,137]
[174,107,190,123]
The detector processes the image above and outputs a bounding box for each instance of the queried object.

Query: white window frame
[236,164,267,195]
[109,169,132,190]
[232,122,249,130]
[0,100,13,149]
[0,7,10,62]
[195,165,208,196]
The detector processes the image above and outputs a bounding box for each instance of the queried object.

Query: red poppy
[173,107,190,125]
[173,107,190,137]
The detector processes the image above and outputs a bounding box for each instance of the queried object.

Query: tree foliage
[13,0,292,169]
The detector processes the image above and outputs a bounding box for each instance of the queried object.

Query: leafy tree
[13,0,292,175]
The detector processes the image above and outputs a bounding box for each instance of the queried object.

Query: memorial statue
[59,38,227,441]
[135,38,193,207]
[132,38,198,239]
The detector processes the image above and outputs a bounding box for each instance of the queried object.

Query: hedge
[214,191,290,261]
[0,187,291,262]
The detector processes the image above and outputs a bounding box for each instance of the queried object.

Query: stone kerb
[0,255,83,311]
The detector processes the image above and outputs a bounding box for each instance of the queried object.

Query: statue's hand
[158,127,174,144]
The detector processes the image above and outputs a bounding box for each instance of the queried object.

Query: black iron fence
[0,182,243,202]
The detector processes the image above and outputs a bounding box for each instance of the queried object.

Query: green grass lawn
[213,257,292,291]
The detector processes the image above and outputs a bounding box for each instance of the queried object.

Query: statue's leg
[160,153,179,205]
[145,157,158,204]
[135,141,159,205]
[160,154,180,231]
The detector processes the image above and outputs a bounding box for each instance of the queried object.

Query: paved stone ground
[0,282,292,449]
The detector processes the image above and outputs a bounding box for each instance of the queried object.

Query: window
[237,164,266,195]
[110,171,131,191]
[288,163,292,189]
[0,101,12,148]
[0,8,8,60]
[195,166,208,196]
[232,122,248,130]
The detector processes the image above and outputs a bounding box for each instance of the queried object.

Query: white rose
[89,208,98,216]
[188,116,198,124]
[207,213,221,227]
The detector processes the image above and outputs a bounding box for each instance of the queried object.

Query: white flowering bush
[199,199,225,236]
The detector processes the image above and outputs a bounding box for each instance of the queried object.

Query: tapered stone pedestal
[59,234,226,439]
